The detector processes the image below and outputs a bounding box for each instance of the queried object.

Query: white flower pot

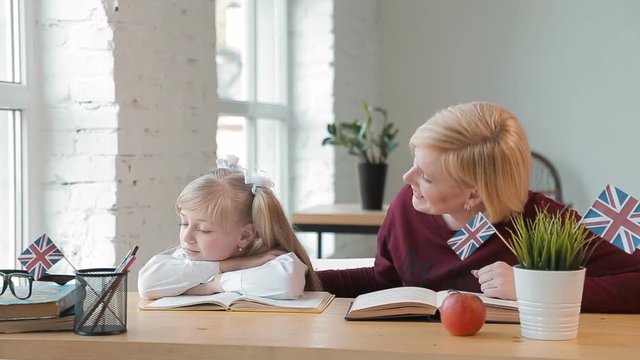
[513,266,586,341]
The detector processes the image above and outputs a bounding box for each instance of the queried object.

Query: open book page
[141,291,335,314]
[345,287,519,323]
[347,287,438,319]
[141,291,243,310]
[229,292,335,313]
[434,290,519,323]
[434,290,518,309]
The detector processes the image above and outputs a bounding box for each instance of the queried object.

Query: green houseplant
[322,101,399,164]
[503,207,598,271]
[501,206,599,341]
[322,101,399,209]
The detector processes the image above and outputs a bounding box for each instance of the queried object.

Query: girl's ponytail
[252,188,322,291]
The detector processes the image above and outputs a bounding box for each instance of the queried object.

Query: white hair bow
[215,155,242,171]
[244,169,274,195]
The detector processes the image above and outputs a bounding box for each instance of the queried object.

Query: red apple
[439,292,486,336]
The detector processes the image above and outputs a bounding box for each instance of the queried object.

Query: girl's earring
[238,246,244,253]
[464,203,471,212]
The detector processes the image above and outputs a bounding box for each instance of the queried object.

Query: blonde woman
[319,102,640,313]
[138,156,321,299]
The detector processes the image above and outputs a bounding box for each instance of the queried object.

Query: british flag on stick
[447,212,496,260]
[17,234,65,280]
[581,184,640,254]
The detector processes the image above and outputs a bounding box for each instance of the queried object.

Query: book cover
[0,282,76,320]
[0,307,74,334]
[344,287,519,323]
[140,291,336,314]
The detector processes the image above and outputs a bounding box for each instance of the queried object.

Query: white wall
[331,0,382,257]
[28,0,217,288]
[375,0,640,214]
[289,0,336,257]
[26,0,640,270]
[112,0,218,283]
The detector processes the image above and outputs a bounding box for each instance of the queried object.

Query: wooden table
[1,293,638,360]
[292,203,387,258]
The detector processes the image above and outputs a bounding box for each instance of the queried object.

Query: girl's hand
[472,261,516,300]
[220,249,286,273]
[183,275,224,295]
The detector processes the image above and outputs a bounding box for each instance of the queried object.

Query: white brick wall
[290,0,335,208]
[29,0,218,288]
[290,0,380,258]
[30,0,118,274]
[331,0,381,257]
[290,0,336,257]
[28,0,374,281]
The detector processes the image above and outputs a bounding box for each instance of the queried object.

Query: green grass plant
[502,206,599,271]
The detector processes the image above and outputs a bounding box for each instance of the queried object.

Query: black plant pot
[358,163,387,210]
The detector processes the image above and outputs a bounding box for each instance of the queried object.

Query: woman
[319,102,640,313]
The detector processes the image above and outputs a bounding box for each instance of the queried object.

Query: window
[0,0,26,268]
[215,0,289,206]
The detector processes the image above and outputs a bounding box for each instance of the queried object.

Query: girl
[138,157,321,300]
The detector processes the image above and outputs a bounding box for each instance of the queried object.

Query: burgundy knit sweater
[319,185,640,313]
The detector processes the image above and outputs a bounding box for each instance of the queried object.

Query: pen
[88,254,139,331]
[116,245,139,272]
[78,245,139,330]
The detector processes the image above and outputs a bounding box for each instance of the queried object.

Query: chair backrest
[531,151,563,204]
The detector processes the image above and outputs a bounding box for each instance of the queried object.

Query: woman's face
[402,146,472,216]
[178,209,244,261]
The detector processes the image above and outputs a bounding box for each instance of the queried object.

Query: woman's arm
[318,267,380,297]
[474,244,640,313]
[581,240,640,313]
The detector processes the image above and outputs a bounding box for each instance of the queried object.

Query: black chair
[531,151,563,204]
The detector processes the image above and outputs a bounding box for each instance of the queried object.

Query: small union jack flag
[17,234,65,280]
[581,184,640,254]
[447,212,496,260]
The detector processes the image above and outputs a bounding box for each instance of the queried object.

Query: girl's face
[402,146,473,216]
[178,209,248,261]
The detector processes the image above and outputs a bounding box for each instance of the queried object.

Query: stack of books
[0,282,76,334]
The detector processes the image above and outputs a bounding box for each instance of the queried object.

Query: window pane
[256,118,284,200]
[256,0,285,104]
[216,116,248,167]
[0,110,17,268]
[216,0,249,101]
[0,0,19,83]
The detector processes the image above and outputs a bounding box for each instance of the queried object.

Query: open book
[345,287,519,323]
[140,291,335,314]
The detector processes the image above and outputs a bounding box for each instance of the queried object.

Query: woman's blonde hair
[409,102,531,223]
[176,169,322,291]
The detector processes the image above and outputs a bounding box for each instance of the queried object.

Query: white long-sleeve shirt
[137,249,307,300]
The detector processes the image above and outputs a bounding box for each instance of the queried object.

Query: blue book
[0,282,75,320]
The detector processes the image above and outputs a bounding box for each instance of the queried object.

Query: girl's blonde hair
[409,102,531,223]
[176,169,322,291]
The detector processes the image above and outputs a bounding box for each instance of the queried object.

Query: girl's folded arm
[218,252,307,299]
[137,253,220,299]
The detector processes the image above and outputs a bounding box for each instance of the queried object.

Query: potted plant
[322,101,399,210]
[501,207,599,340]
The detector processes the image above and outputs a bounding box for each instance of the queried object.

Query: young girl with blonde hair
[138,156,321,299]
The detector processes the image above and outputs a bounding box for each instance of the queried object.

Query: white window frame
[0,0,29,268]
[217,0,290,210]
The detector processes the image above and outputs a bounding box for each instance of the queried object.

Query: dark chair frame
[531,151,563,204]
